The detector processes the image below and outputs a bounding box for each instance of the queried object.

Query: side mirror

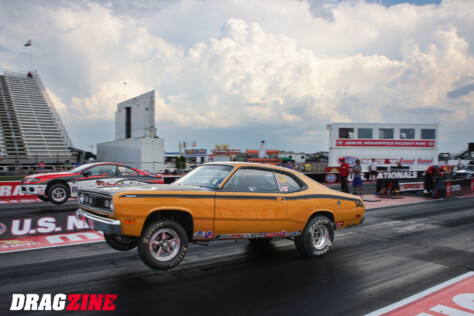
[82,170,92,177]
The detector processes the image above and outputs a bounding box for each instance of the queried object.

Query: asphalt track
[0,192,473,315]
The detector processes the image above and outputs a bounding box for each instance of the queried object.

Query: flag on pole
[24,40,32,47]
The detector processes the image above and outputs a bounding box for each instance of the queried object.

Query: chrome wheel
[294,215,334,258]
[51,187,66,201]
[311,224,330,250]
[149,229,181,262]
[48,183,69,204]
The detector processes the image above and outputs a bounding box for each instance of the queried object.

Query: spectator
[433,166,446,198]
[0,148,5,162]
[351,159,363,196]
[286,161,294,170]
[38,161,46,173]
[54,160,63,171]
[369,159,377,181]
[424,165,437,196]
[338,158,350,193]
[456,158,464,170]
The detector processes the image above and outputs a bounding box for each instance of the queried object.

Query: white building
[327,123,438,171]
[97,90,165,173]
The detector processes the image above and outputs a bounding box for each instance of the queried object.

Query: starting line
[366,271,474,315]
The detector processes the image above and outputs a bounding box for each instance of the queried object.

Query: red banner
[336,139,435,147]
[0,181,26,199]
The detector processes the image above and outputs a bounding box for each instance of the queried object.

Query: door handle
[276,196,286,202]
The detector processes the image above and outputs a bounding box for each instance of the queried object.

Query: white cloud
[0,0,473,153]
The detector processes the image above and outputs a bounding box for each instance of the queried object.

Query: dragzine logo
[10,294,117,311]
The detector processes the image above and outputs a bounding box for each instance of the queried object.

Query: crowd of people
[338,157,472,198]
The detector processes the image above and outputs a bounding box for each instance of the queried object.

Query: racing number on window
[276,174,289,192]
[275,172,301,192]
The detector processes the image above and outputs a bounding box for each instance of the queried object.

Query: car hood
[23,171,75,181]
[78,183,215,196]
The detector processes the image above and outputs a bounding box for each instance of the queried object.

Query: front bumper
[76,209,122,235]
[20,184,47,196]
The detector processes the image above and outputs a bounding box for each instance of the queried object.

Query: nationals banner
[0,212,90,239]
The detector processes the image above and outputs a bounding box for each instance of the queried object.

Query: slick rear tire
[104,234,138,251]
[48,183,70,205]
[295,215,334,258]
[138,220,188,270]
[37,195,50,202]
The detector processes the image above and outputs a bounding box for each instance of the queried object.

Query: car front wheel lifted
[138,220,188,270]
[104,234,138,251]
[295,215,334,258]
[48,183,69,205]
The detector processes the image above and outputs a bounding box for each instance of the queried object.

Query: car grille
[78,191,113,214]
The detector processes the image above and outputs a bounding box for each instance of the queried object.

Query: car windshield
[173,165,234,188]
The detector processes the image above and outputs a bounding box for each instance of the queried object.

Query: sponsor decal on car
[194,230,303,240]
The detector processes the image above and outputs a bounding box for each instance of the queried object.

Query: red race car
[21,162,164,205]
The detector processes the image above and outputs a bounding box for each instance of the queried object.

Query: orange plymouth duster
[76,162,365,270]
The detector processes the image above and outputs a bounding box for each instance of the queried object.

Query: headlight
[104,199,110,208]
[79,194,86,204]
[25,178,40,183]
[110,199,114,211]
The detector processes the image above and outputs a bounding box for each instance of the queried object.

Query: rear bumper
[76,209,122,235]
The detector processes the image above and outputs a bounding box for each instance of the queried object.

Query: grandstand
[0,69,74,166]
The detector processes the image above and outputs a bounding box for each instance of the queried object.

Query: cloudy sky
[0,0,473,154]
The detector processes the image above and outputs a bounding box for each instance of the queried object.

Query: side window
[379,128,394,139]
[421,129,436,139]
[339,128,354,139]
[118,166,138,176]
[358,128,372,139]
[274,172,302,192]
[87,165,116,176]
[400,128,415,139]
[223,169,278,192]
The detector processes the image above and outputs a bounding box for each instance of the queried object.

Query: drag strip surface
[0,197,473,315]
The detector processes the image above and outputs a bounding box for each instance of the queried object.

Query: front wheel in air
[48,183,70,205]
[138,220,188,270]
[104,234,138,251]
[294,215,334,258]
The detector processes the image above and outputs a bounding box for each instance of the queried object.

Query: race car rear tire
[138,220,188,270]
[104,234,138,251]
[294,215,334,258]
[37,195,50,202]
[48,183,70,205]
